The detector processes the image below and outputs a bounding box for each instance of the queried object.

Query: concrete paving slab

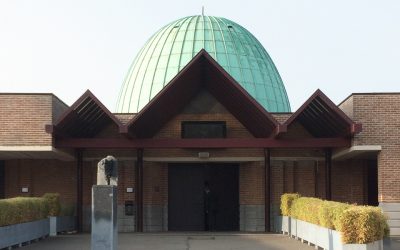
[17,233,400,250]
[19,233,313,250]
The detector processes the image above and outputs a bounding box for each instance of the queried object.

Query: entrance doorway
[168,163,239,231]
[367,159,378,206]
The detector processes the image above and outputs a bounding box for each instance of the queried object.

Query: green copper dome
[116,15,291,113]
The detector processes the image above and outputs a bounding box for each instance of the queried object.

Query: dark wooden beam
[136,149,144,232]
[76,149,83,232]
[325,149,332,200]
[55,138,350,149]
[264,148,271,232]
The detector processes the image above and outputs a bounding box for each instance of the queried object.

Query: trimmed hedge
[60,203,75,216]
[0,193,62,227]
[43,193,61,216]
[280,193,300,216]
[280,193,389,244]
[341,206,390,244]
[0,197,48,227]
[291,197,322,225]
[318,200,350,231]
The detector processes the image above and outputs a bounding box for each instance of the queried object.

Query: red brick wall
[295,161,317,197]
[4,157,139,207]
[4,159,75,203]
[340,94,400,202]
[271,161,284,204]
[331,160,366,204]
[239,158,367,208]
[0,94,54,146]
[143,162,168,205]
[119,160,136,204]
[239,161,265,205]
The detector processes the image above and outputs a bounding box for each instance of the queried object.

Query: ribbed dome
[116,15,291,113]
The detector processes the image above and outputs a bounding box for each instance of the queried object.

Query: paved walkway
[21,233,315,250]
[18,233,400,250]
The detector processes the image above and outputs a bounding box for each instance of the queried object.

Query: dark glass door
[207,165,239,231]
[168,163,239,231]
[168,164,205,231]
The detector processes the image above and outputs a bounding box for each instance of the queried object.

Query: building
[0,15,398,235]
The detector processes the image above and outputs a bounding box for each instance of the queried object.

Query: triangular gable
[46,90,123,138]
[123,50,283,138]
[284,90,362,138]
[154,90,256,139]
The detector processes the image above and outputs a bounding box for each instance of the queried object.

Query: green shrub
[291,197,322,225]
[43,193,61,216]
[318,200,351,230]
[280,193,300,216]
[280,193,390,244]
[0,197,49,227]
[60,203,75,216]
[340,206,389,244]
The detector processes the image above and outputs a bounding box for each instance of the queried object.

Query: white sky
[0,0,399,112]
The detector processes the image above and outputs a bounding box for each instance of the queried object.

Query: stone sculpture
[97,155,118,186]
[92,155,118,250]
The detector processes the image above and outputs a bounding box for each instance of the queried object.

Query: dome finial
[202,6,204,16]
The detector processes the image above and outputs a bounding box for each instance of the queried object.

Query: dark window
[182,121,226,138]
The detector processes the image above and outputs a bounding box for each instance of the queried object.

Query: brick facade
[340,94,400,203]
[4,159,75,203]
[339,94,400,236]
[0,94,67,146]
[0,92,397,233]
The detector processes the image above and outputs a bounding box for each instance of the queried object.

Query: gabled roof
[123,50,283,138]
[283,90,362,137]
[46,90,122,138]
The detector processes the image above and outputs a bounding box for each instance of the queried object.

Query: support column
[283,162,287,194]
[264,148,271,232]
[314,161,318,197]
[325,149,332,200]
[76,149,83,232]
[293,162,297,193]
[136,149,144,232]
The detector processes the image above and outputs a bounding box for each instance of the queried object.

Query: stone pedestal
[91,185,118,250]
